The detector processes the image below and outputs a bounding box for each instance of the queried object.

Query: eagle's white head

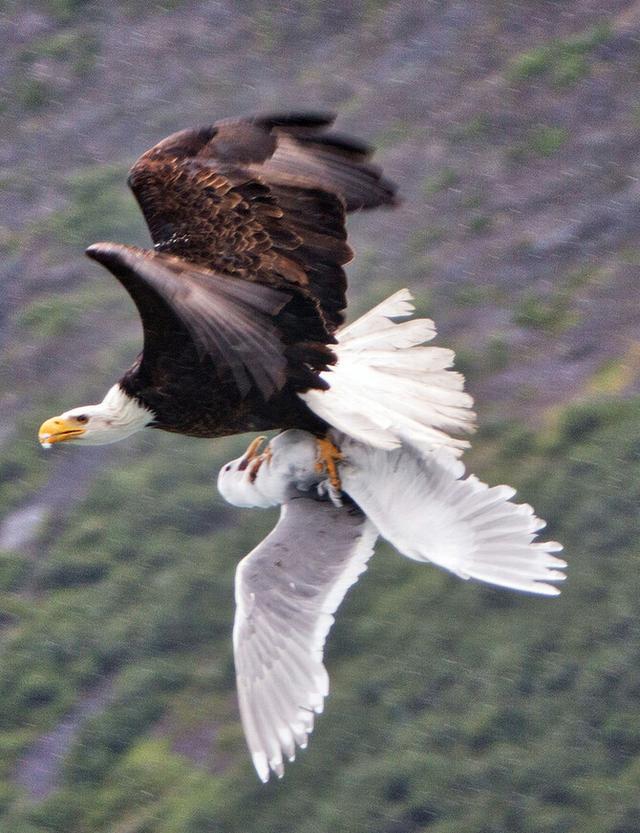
[39,384,153,447]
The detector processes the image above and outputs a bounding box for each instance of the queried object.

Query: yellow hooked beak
[38,416,87,448]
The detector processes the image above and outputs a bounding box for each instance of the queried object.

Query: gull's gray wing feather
[233,495,378,782]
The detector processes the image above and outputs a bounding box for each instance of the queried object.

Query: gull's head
[217,430,322,509]
[39,385,153,448]
[217,436,275,508]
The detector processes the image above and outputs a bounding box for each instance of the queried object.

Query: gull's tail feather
[299,289,475,456]
[339,441,566,596]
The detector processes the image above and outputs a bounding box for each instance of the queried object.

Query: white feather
[299,289,475,457]
[338,439,565,596]
[233,497,378,781]
[336,288,419,340]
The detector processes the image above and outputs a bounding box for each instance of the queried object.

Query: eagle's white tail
[299,289,475,456]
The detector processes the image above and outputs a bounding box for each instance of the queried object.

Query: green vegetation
[35,0,97,24]
[485,334,510,372]
[513,264,601,333]
[450,331,511,382]
[17,295,80,340]
[587,343,640,396]
[0,552,29,594]
[507,23,612,87]
[8,24,100,114]
[513,290,578,333]
[0,227,22,258]
[468,213,492,235]
[18,30,99,76]
[618,247,640,267]
[507,125,569,163]
[1,397,640,832]
[252,7,279,52]
[423,168,461,195]
[0,422,50,513]
[408,226,446,254]
[13,78,53,113]
[447,113,493,144]
[17,284,125,340]
[528,125,569,157]
[374,118,414,149]
[445,282,505,309]
[42,165,147,248]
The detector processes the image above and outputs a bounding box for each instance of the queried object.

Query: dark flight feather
[86,242,331,400]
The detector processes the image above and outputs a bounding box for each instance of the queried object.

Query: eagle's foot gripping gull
[217,430,566,783]
[314,436,344,494]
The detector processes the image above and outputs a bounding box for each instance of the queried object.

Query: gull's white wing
[233,495,378,782]
[339,441,565,596]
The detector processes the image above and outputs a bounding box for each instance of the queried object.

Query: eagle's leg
[314,436,343,491]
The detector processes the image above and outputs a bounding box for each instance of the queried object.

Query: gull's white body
[217,430,565,782]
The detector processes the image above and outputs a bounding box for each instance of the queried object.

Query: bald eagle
[39,112,477,476]
[39,112,404,458]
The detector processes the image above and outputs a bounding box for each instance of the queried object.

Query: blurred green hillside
[2,2,640,832]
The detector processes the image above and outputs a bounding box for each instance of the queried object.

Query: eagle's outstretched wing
[86,243,335,400]
[233,495,378,782]
[127,112,398,329]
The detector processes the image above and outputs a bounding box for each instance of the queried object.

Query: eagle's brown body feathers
[88,112,397,439]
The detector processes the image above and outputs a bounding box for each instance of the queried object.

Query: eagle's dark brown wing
[127,112,397,330]
[86,242,335,401]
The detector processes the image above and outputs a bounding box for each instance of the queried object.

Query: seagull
[217,429,566,783]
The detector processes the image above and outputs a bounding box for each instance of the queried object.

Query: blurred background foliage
[2,1,640,831]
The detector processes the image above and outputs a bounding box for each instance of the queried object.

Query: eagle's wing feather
[127,112,397,329]
[233,495,378,782]
[86,242,333,399]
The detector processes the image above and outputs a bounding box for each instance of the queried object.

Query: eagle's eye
[75,414,89,424]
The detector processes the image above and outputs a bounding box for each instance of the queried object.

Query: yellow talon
[248,442,273,483]
[315,436,343,491]
[238,436,273,483]
[241,435,267,464]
